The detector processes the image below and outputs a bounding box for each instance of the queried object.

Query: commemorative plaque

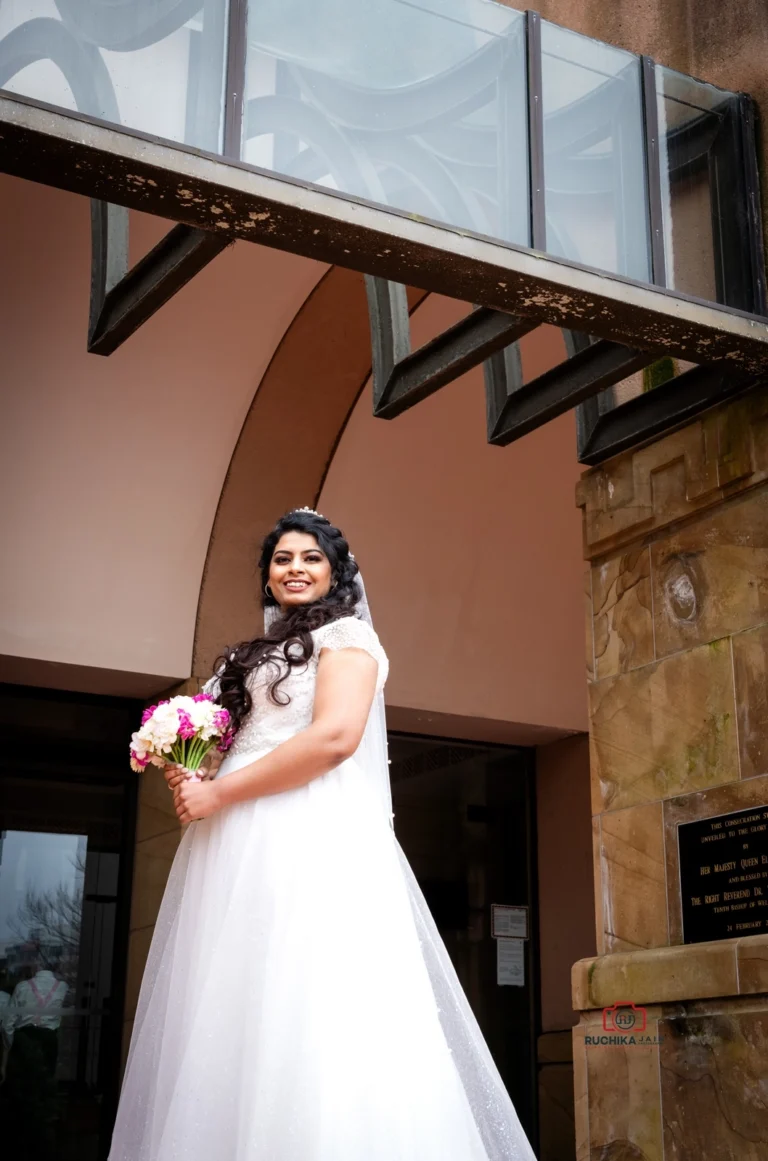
[679,806,768,944]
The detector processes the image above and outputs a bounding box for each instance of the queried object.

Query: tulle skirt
[109,750,535,1160]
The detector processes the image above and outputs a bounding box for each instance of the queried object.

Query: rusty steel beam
[366,276,535,420]
[3,91,768,370]
[88,200,231,355]
[578,362,757,464]
[487,339,655,446]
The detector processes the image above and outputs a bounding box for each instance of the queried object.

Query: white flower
[188,699,215,734]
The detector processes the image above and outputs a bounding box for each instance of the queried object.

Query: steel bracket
[486,337,654,447]
[88,200,231,356]
[365,277,537,420]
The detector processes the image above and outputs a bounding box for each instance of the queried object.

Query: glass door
[0,687,138,1161]
[389,734,538,1149]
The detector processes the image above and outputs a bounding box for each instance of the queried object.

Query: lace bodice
[206,616,389,760]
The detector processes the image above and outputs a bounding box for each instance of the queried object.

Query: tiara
[293,506,326,520]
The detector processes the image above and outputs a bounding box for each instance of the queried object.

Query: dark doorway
[0,685,139,1161]
[389,733,539,1150]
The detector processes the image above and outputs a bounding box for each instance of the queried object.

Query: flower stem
[165,735,219,773]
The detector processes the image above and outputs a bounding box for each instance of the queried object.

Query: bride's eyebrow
[273,548,325,556]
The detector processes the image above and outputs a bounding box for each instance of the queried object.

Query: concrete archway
[193,267,426,675]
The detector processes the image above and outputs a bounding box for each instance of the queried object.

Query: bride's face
[269,531,334,610]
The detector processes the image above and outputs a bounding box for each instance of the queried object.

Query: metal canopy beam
[89,200,231,355]
[486,339,655,446]
[3,92,768,372]
[366,277,535,420]
[577,362,756,465]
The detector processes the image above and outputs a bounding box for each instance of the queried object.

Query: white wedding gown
[109,617,536,1161]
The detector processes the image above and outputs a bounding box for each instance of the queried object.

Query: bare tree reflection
[7,849,84,990]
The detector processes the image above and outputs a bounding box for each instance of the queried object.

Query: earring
[264,583,274,599]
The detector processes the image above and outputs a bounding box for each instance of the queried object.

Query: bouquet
[129,693,234,781]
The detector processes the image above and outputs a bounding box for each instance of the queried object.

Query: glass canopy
[540,21,649,283]
[0,1,763,314]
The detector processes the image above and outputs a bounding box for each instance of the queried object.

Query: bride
[109,508,536,1161]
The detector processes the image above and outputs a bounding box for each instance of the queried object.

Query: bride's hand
[162,761,190,791]
[199,750,224,780]
[162,752,223,788]
[173,778,223,825]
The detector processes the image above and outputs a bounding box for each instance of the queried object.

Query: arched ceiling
[193,268,427,675]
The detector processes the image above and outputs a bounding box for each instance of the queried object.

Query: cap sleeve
[315,617,389,694]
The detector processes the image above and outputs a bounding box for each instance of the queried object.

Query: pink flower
[193,692,213,703]
[217,730,235,752]
[141,705,157,725]
[177,708,197,740]
[213,709,230,732]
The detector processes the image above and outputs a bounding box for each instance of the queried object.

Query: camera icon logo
[602,1001,647,1033]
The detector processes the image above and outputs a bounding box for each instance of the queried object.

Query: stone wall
[574,386,768,1158]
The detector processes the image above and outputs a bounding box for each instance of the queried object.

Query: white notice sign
[491,904,528,940]
[497,938,525,987]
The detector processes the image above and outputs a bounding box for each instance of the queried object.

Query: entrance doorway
[389,733,538,1149]
[0,686,138,1161]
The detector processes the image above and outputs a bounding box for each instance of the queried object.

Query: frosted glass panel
[541,20,650,282]
[0,2,759,312]
[656,67,746,308]
[243,0,530,246]
[0,0,228,151]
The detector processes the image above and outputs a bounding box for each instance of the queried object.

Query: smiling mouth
[284,580,311,591]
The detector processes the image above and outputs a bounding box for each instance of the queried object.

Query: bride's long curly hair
[213,510,361,735]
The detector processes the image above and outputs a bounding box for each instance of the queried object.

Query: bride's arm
[173,648,378,822]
